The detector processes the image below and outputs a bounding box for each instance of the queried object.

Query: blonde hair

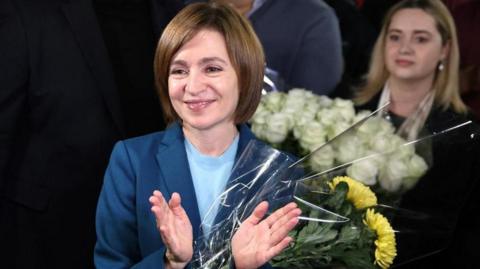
[154,1,265,125]
[355,0,467,113]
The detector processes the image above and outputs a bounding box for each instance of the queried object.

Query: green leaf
[336,224,361,244]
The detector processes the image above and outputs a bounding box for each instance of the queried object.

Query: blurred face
[385,8,449,83]
[168,29,239,132]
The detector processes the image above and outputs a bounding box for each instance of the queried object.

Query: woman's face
[385,8,449,83]
[168,29,239,132]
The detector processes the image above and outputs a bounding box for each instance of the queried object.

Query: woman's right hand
[231,201,301,269]
[149,191,193,269]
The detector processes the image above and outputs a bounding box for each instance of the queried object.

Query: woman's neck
[183,123,238,157]
[387,77,434,117]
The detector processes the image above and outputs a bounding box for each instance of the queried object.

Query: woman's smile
[184,99,216,111]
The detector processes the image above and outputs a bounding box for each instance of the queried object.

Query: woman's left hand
[231,201,301,269]
[149,191,193,269]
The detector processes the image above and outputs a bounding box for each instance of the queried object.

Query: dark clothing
[324,0,377,99]
[93,0,166,137]
[450,0,480,121]
[357,96,480,268]
[249,0,343,95]
[0,0,180,268]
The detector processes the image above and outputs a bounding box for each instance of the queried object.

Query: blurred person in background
[0,0,185,268]
[220,0,343,95]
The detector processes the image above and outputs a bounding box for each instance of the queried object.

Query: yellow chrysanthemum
[364,209,397,269]
[329,176,377,209]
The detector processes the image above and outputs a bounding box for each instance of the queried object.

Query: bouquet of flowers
[189,89,478,269]
[190,138,399,269]
[272,176,396,269]
[250,89,429,195]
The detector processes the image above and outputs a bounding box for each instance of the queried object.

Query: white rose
[298,121,327,152]
[346,159,379,186]
[250,110,270,126]
[284,89,308,111]
[293,108,316,124]
[378,156,409,192]
[263,91,285,112]
[402,154,429,190]
[334,133,365,164]
[376,117,396,136]
[396,141,415,159]
[292,112,316,139]
[264,113,291,144]
[288,88,308,98]
[332,98,356,122]
[250,110,271,140]
[317,95,333,108]
[327,121,352,141]
[316,108,338,127]
[358,117,395,139]
[353,110,372,124]
[251,123,268,141]
[309,144,335,173]
[304,98,321,115]
[369,133,394,153]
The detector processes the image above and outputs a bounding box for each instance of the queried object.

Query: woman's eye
[170,69,187,75]
[415,36,429,43]
[388,34,400,42]
[205,66,222,73]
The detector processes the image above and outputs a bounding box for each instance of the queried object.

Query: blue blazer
[95,122,271,268]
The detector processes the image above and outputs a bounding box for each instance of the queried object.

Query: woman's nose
[185,70,206,95]
[399,40,413,54]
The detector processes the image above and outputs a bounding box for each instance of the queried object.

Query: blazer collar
[61,0,125,136]
[155,122,202,238]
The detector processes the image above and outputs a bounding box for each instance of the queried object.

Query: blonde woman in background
[355,0,480,267]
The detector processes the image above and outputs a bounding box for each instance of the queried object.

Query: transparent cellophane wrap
[190,108,480,269]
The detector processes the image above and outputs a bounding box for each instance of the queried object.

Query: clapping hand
[149,191,193,269]
[232,202,301,269]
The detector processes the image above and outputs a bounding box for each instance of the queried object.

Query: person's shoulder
[427,106,472,130]
[293,0,336,17]
[112,131,165,159]
[264,0,334,17]
[290,0,332,10]
[120,123,183,152]
[122,131,164,147]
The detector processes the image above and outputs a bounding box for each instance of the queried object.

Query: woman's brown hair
[154,1,265,125]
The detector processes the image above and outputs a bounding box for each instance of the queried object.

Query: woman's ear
[440,40,451,61]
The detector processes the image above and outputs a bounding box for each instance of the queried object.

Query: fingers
[245,201,269,226]
[169,193,189,220]
[265,202,300,246]
[268,202,301,230]
[149,190,168,221]
[269,212,300,246]
[266,236,294,261]
[264,202,298,228]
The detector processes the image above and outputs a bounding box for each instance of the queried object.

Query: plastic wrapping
[191,91,479,268]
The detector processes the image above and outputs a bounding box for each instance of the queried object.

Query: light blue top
[185,135,239,236]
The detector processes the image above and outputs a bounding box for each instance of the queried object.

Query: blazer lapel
[61,0,125,136]
[155,123,202,238]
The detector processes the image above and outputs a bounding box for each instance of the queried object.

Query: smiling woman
[94,2,301,269]
[167,29,240,147]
